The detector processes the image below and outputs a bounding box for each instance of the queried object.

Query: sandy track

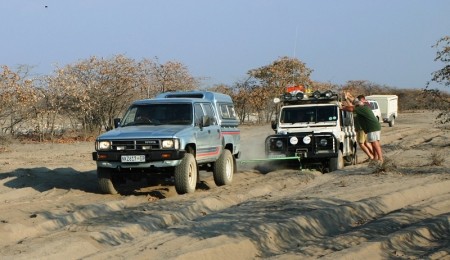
[0,111,449,259]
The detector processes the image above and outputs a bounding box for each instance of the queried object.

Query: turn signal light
[98,154,108,159]
[161,153,171,159]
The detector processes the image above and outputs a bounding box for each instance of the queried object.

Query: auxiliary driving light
[295,92,304,100]
[319,138,328,146]
[303,136,311,144]
[312,90,321,99]
[290,136,298,145]
[276,140,283,148]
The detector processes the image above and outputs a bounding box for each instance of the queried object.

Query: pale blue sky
[1,0,449,90]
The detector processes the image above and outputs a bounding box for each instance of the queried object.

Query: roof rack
[274,88,339,105]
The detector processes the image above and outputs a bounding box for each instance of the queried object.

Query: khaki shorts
[357,130,367,143]
[367,131,381,142]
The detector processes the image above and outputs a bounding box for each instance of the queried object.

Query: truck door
[194,103,221,162]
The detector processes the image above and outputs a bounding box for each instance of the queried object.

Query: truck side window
[194,103,204,125]
[203,103,217,124]
[228,105,237,119]
[220,104,230,118]
[219,103,237,119]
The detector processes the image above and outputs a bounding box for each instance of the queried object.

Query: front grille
[266,133,336,155]
[111,139,160,151]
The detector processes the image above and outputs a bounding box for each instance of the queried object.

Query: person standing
[343,94,383,162]
[356,95,375,161]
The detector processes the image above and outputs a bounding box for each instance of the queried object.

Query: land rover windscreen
[278,104,338,128]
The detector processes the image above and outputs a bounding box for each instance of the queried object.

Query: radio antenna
[294,26,299,58]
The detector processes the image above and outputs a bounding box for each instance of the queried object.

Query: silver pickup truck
[92,91,240,195]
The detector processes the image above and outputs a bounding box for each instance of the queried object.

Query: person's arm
[341,100,355,112]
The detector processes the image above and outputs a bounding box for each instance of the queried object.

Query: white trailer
[366,95,398,127]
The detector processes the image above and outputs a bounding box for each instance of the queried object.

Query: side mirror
[271,120,277,130]
[113,118,121,128]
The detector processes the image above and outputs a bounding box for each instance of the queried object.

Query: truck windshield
[280,106,337,123]
[121,103,193,126]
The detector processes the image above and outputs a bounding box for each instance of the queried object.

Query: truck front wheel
[329,150,344,172]
[213,149,234,186]
[97,167,119,195]
[174,153,197,194]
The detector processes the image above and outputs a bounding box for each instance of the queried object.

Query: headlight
[290,136,298,145]
[162,139,179,149]
[319,138,328,146]
[303,136,311,144]
[97,141,111,150]
[276,140,283,148]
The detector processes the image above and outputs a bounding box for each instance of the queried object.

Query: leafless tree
[246,56,313,123]
[147,57,198,96]
[425,36,450,124]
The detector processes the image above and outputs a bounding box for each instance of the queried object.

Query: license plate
[121,155,146,163]
[267,154,286,159]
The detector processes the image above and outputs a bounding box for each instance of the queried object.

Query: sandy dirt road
[0,111,449,259]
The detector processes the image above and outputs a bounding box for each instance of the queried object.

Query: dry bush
[369,157,398,174]
[430,151,445,166]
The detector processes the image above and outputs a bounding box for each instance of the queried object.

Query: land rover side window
[219,103,237,119]
[341,111,353,126]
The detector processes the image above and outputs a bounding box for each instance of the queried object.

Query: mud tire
[329,150,344,172]
[174,153,197,194]
[97,167,119,195]
[213,149,234,186]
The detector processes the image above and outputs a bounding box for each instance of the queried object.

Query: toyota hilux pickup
[92,91,240,195]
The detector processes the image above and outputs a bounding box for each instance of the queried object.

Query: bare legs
[370,140,383,162]
[359,141,374,160]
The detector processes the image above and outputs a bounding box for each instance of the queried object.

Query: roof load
[274,87,338,104]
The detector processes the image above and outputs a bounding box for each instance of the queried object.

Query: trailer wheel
[389,118,395,127]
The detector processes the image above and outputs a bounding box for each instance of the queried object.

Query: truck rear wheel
[213,149,234,186]
[97,167,119,195]
[174,153,197,194]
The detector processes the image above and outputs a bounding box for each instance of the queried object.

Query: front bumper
[265,133,338,159]
[92,150,186,169]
